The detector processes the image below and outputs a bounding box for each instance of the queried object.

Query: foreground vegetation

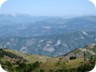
[0,45,96,72]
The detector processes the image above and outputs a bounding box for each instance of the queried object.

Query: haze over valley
[0,14,96,56]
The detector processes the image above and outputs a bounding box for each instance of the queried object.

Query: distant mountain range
[0,14,96,56]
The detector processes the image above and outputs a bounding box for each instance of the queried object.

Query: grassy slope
[3,49,52,63]
[0,44,96,72]
[0,49,85,72]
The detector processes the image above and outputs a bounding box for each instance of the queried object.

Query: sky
[0,0,96,16]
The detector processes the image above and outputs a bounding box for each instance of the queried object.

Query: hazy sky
[0,0,96,16]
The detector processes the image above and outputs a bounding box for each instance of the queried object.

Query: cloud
[89,0,96,7]
[0,0,7,8]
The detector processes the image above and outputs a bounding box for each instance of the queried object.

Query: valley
[0,14,96,72]
[0,15,96,56]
